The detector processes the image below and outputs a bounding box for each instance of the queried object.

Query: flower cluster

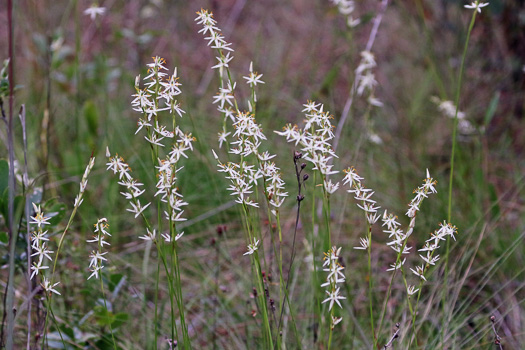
[195,9,240,151]
[276,101,339,195]
[321,247,346,328]
[330,0,360,27]
[131,57,186,142]
[410,221,458,283]
[213,103,287,209]
[382,169,437,261]
[106,154,151,219]
[87,218,111,280]
[29,204,55,294]
[195,9,234,78]
[355,51,382,108]
[109,57,194,241]
[196,10,287,213]
[431,97,475,136]
[344,166,381,231]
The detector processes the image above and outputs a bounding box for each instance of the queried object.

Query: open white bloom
[407,285,419,296]
[322,287,346,311]
[139,228,157,241]
[354,237,370,250]
[386,258,406,272]
[127,200,151,218]
[243,62,265,87]
[30,203,50,228]
[410,265,427,281]
[84,5,106,20]
[464,1,489,13]
[161,231,184,243]
[41,277,61,295]
[243,238,260,256]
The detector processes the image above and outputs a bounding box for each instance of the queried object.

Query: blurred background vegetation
[1,0,524,348]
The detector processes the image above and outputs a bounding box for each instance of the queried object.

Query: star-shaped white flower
[464,1,489,13]
[84,5,106,20]
[322,287,346,310]
[243,239,260,256]
[41,277,61,295]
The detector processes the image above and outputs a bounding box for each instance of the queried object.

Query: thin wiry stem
[442,7,479,348]
[19,105,33,350]
[277,151,307,335]
[5,0,17,346]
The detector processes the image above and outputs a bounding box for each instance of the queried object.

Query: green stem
[443,6,478,349]
[366,224,376,349]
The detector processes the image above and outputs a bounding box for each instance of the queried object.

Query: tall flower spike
[87,218,111,280]
[29,204,52,282]
[321,246,346,327]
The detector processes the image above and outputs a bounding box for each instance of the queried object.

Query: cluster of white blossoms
[29,157,96,296]
[131,57,187,142]
[196,10,287,212]
[411,221,458,284]
[214,123,288,210]
[431,97,475,136]
[276,101,340,195]
[106,154,150,219]
[195,9,234,78]
[87,218,111,280]
[383,170,437,259]
[195,9,237,144]
[216,128,287,211]
[29,204,60,295]
[407,169,437,218]
[330,0,360,27]
[231,111,288,208]
[321,246,346,328]
[344,166,381,231]
[355,51,382,108]
[109,57,194,239]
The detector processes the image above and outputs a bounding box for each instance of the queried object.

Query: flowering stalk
[41,156,95,346]
[345,166,380,346]
[408,222,458,347]
[276,101,340,249]
[86,218,117,349]
[276,101,341,342]
[197,9,293,348]
[374,170,438,344]
[110,56,195,349]
[195,9,238,149]
[321,246,346,349]
[443,3,486,347]
[28,202,64,349]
